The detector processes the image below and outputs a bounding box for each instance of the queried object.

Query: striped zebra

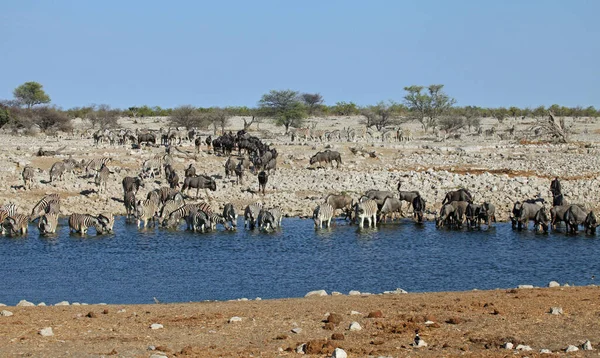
[208,213,229,231]
[22,166,35,190]
[3,213,29,236]
[355,199,378,229]
[124,191,137,221]
[146,189,162,206]
[30,194,61,222]
[158,199,181,225]
[142,157,163,178]
[38,212,59,235]
[68,213,103,235]
[86,157,111,177]
[49,161,67,182]
[187,208,210,232]
[267,207,283,228]
[0,203,18,235]
[95,164,110,193]
[98,212,114,233]
[313,203,334,229]
[135,198,159,228]
[223,203,237,229]
[244,202,263,229]
[162,203,212,228]
[257,209,276,231]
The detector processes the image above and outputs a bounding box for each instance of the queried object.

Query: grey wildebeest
[309,150,342,169]
[442,188,473,205]
[181,175,217,199]
[379,197,403,222]
[258,171,268,195]
[412,194,426,223]
[533,206,550,233]
[564,205,597,234]
[550,204,584,230]
[511,199,544,230]
[437,201,469,229]
[465,203,482,228]
[364,189,395,209]
[324,194,353,219]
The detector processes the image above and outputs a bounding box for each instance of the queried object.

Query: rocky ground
[0,285,599,357]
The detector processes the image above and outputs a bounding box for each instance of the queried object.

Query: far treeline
[1,81,599,136]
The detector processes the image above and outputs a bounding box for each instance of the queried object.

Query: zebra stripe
[257,209,275,231]
[267,207,283,228]
[163,203,212,228]
[244,202,263,229]
[135,199,159,228]
[22,166,35,190]
[95,164,110,193]
[69,213,102,235]
[124,191,137,221]
[30,194,60,222]
[142,158,163,178]
[313,203,334,229]
[187,209,209,232]
[98,212,114,233]
[208,213,228,230]
[86,157,111,176]
[38,212,59,235]
[355,199,378,228]
[3,214,29,236]
[1,203,18,217]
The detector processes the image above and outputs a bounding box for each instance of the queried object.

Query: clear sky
[1,0,598,109]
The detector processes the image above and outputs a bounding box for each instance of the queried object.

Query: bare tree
[360,101,403,131]
[170,105,207,129]
[205,107,232,135]
[89,104,119,129]
[528,111,569,143]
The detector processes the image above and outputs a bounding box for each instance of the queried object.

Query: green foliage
[65,106,94,119]
[170,105,207,129]
[13,81,51,108]
[329,101,359,116]
[32,106,73,132]
[0,104,10,128]
[301,93,324,115]
[360,101,404,130]
[89,104,120,129]
[404,84,456,132]
[258,89,307,133]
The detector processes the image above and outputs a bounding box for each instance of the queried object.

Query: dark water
[0,217,598,305]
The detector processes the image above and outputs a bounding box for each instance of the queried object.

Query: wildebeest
[379,197,403,222]
[397,190,420,216]
[167,170,180,189]
[224,157,236,178]
[442,188,473,205]
[258,171,268,195]
[184,164,196,178]
[181,175,216,199]
[122,176,144,194]
[324,194,353,218]
[564,205,597,234]
[138,133,156,146]
[412,194,426,223]
[309,150,342,168]
[533,206,550,233]
[364,189,395,208]
[552,193,564,206]
[465,203,482,228]
[479,202,496,226]
[550,204,584,230]
[511,199,544,230]
[436,204,456,228]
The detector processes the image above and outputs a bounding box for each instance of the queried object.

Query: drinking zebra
[95,164,110,193]
[187,209,210,232]
[208,213,230,231]
[257,209,276,231]
[98,212,114,233]
[162,202,213,228]
[244,202,263,229]
[124,191,137,222]
[267,207,283,228]
[222,203,237,229]
[135,198,159,228]
[22,166,35,190]
[30,194,61,222]
[38,212,59,235]
[3,213,29,236]
[313,203,334,229]
[49,161,67,182]
[355,199,378,229]
[68,213,104,235]
[0,204,18,235]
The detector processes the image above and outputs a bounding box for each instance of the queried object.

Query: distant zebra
[244,202,263,229]
[86,157,111,177]
[135,198,159,228]
[49,161,67,182]
[3,214,29,236]
[187,209,210,232]
[257,209,276,231]
[313,203,334,229]
[163,202,213,228]
[141,158,163,178]
[355,199,378,228]
[38,212,59,235]
[69,213,103,235]
[124,191,137,222]
[0,204,18,235]
[95,164,110,193]
[98,212,114,233]
[22,166,35,189]
[267,207,283,228]
[30,194,60,222]
[223,203,237,229]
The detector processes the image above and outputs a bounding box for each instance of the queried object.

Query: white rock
[55,301,70,306]
[17,300,35,307]
[0,303,6,306]
[516,344,533,351]
[305,290,328,297]
[348,321,362,331]
[582,340,593,350]
[228,316,242,323]
[150,323,163,330]
[296,343,306,354]
[331,348,347,358]
[383,288,408,294]
[39,327,54,337]
[255,297,261,301]
[517,285,534,289]
[350,311,361,315]
[424,320,435,325]
[565,345,579,352]
[291,327,302,334]
[37,302,46,306]
[550,306,563,315]
[540,348,552,354]
[413,339,428,347]
[331,291,343,296]
[149,354,167,358]
[503,342,514,349]
[348,290,361,296]
[1,310,14,316]
[548,281,560,287]
[117,309,126,313]
[72,302,81,306]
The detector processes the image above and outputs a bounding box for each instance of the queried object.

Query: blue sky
[1,0,598,109]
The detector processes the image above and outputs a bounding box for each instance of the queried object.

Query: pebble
[0,303,5,306]
[582,340,593,350]
[348,290,361,296]
[149,354,167,358]
[39,327,54,337]
[350,311,361,315]
[540,348,552,354]
[1,310,14,316]
[517,285,534,289]
[413,338,427,348]
[38,302,46,306]
[550,307,563,315]
[548,281,560,287]
[331,291,343,296]
[291,327,302,334]
[55,301,70,306]
[150,323,163,330]
[331,348,347,358]
[383,288,408,294]
[516,344,532,351]
[17,300,35,307]
[565,345,579,352]
[228,316,242,323]
[296,343,306,354]
[348,321,362,331]
[305,290,328,297]
[502,342,514,349]
[117,309,126,313]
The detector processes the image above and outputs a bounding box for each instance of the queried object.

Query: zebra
[38,212,59,235]
[0,204,18,235]
[267,207,283,228]
[158,199,183,225]
[257,209,276,231]
[142,158,163,178]
[208,213,230,231]
[30,194,60,222]
[124,191,137,222]
[3,214,29,236]
[187,208,210,232]
[86,157,111,177]
[49,161,67,182]
[223,203,237,229]
[135,198,159,229]
[68,213,104,235]
[244,202,263,229]
[313,203,334,229]
[355,199,378,229]
[98,212,114,233]
[163,203,213,228]
[22,166,35,189]
[95,164,110,193]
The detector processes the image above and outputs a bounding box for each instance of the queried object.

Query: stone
[0,303,6,306]
[326,313,343,325]
[540,348,552,354]
[348,290,361,296]
[413,338,428,347]
[367,310,383,318]
[548,281,560,287]
[517,285,534,289]
[348,321,362,331]
[72,302,81,306]
[565,345,579,352]
[305,339,328,354]
[291,327,302,334]
[502,342,514,349]
[38,302,47,306]
[516,344,532,351]
[331,348,347,358]
[331,291,342,296]
[582,340,593,350]
[1,310,13,316]
[55,301,70,306]
[383,288,408,294]
[39,327,54,337]
[550,307,563,315]
[228,316,242,323]
[296,343,306,354]
[305,290,328,297]
[331,333,345,340]
[149,354,167,358]
[150,323,164,330]
[17,300,35,307]
[350,311,361,315]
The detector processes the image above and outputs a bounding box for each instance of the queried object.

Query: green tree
[32,106,72,132]
[329,101,359,116]
[258,89,306,134]
[404,84,455,132]
[13,81,51,108]
[170,105,206,129]
[89,104,120,129]
[0,104,10,128]
[360,101,403,130]
[301,93,324,116]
